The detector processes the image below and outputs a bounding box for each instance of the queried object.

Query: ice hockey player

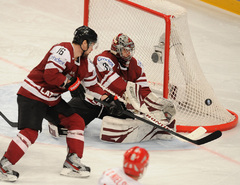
[47,33,176,143]
[92,33,176,142]
[0,26,122,182]
[98,146,149,185]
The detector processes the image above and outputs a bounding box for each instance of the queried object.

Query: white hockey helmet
[111,33,135,65]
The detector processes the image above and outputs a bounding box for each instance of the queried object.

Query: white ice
[0,0,239,184]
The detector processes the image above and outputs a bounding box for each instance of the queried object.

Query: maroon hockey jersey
[93,50,151,98]
[18,42,105,106]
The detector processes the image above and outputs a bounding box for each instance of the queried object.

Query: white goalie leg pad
[100,116,173,143]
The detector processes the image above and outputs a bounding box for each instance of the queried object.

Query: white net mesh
[85,0,236,131]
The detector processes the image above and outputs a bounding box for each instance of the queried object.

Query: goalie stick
[0,111,18,127]
[86,93,222,145]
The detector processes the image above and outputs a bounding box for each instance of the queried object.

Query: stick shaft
[0,111,18,127]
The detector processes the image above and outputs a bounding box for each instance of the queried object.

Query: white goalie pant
[100,116,173,143]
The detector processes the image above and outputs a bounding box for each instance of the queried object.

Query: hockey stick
[0,111,18,127]
[86,94,222,145]
[120,109,222,145]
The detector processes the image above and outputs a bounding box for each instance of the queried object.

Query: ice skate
[60,153,90,178]
[0,156,19,182]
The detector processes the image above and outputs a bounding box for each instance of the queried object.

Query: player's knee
[19,128,38,144]
[62,113,85,130]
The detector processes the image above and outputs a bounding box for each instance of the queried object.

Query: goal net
[84,0,238,132]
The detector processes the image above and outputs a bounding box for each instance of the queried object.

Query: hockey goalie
[47,33,176,143]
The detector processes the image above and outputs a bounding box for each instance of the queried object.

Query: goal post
[83,0,238,132]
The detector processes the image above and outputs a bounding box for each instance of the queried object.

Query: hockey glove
[64,77,81,91]
[144,92,176,122]
[103,95,126,117]
[162,103,176,122]
[70,84,86,100]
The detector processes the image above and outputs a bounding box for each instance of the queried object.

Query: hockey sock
[4,128,38,164]
[66,130,84,158]
[60,113,85,158]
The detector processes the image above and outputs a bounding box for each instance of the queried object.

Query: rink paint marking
[0,56,30,72]
[200,145,240,166]
[0,81,23,87]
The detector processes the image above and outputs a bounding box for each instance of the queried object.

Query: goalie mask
[123,146,149,179]
[73,26,98,49]
[111,33,135,67]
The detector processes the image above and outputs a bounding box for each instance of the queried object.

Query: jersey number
[103,63,110,71]
[57,48,66,55]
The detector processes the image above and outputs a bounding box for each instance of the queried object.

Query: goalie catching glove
[125,81,176,123]
[144,92,176,122]
[103,95,126,117]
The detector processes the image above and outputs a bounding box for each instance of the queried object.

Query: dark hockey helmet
[123,146,149,179]
[73,26,98,47]
[111,33,135,64]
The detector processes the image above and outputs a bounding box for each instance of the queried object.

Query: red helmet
[123,146,149,178]
[111,33,135,63]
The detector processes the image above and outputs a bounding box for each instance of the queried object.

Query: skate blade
[60,168,90,178]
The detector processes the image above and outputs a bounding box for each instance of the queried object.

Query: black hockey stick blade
[0,111,18,127]
[192,130,222,145]
[92,96,222,145]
